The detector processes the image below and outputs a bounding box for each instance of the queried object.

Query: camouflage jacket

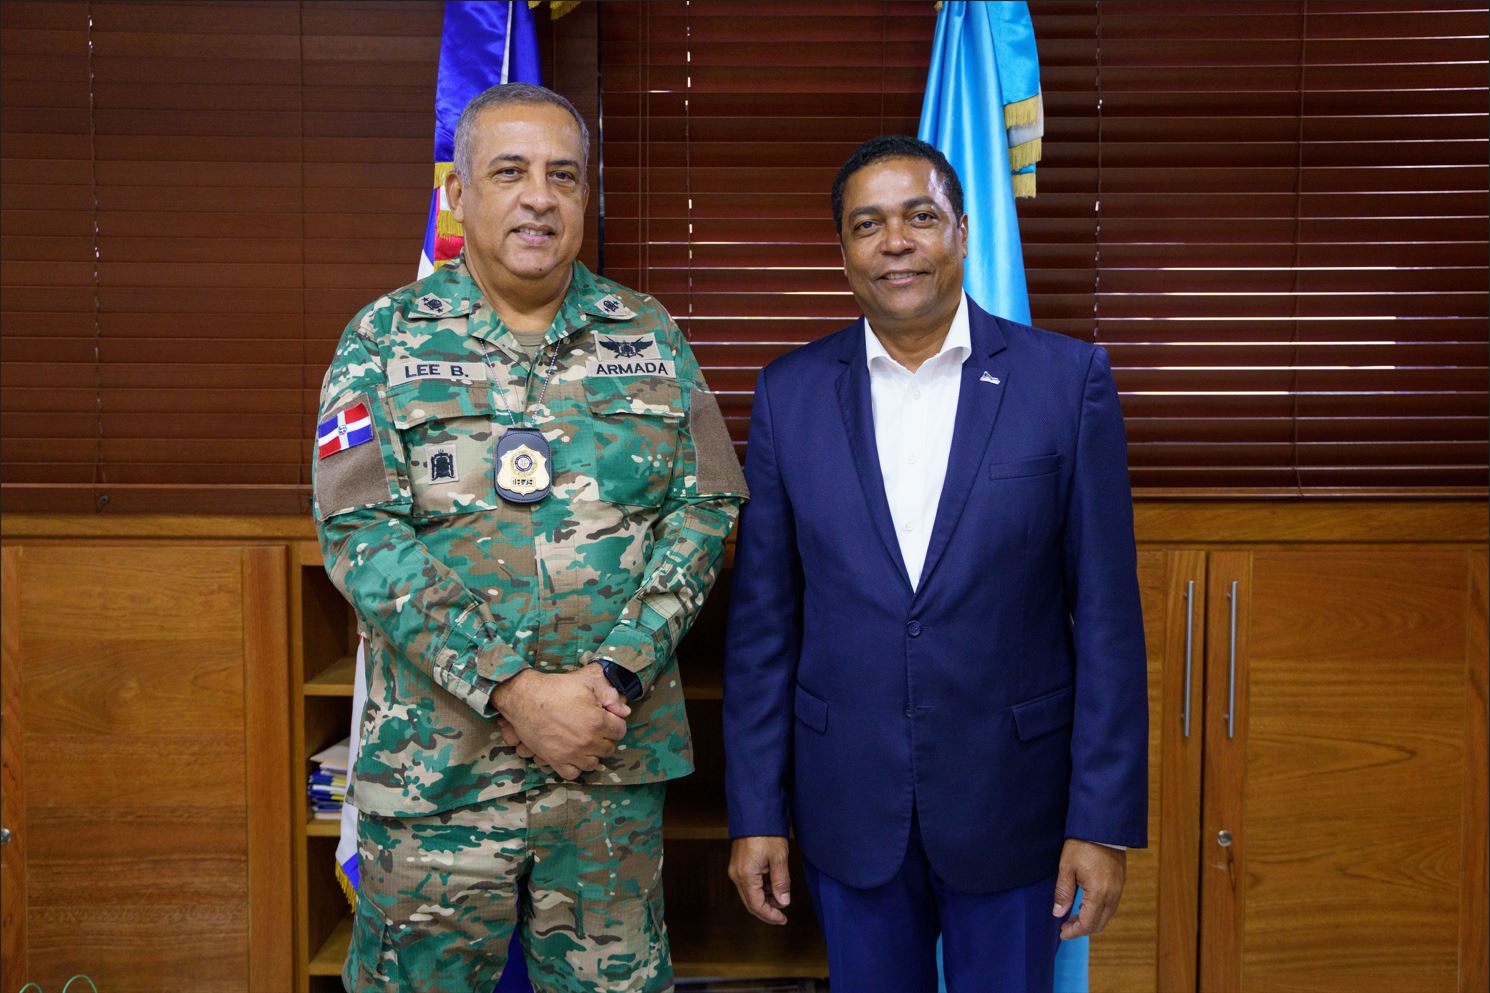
[313,258,746,817]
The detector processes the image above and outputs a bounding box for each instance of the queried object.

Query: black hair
[830,135,965,235]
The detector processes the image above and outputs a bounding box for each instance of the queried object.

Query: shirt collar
[864,293,972,374]
[416,255,631,345]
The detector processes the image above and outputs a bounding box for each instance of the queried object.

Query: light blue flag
[340,3,540,989]
[920,4,1083,992]
[917,0,1043,325]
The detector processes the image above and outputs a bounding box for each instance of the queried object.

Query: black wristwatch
[598,657,644,702]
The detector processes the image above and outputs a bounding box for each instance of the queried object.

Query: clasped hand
[491,662,631,780]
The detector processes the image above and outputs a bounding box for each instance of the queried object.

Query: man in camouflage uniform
[312,82,746,993]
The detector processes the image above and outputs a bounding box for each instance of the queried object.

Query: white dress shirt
[865,294,972,591]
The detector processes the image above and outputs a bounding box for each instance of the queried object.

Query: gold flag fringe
[1003,94,1041,130]
[432,162,466,241]
[531,0,582,18]
[1012,172,1036,200]
[1008,137,1042,173]
[335,857,357,911]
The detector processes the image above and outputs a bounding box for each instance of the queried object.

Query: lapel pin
[980,372,1001,385]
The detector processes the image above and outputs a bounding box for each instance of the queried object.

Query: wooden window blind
[2,1,1485,511]
[3,0,444,512]
[0,0,596,514]
[600,0,1488,495]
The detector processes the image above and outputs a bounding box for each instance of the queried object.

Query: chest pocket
[388,380,499,517]
[583,376,685,509]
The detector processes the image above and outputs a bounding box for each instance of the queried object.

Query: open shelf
[306,816,341,838]
[305,654,356,696]
[309,914,352,977]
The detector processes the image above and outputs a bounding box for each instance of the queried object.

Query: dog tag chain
[492,342,560,504]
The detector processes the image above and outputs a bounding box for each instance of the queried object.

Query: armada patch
[589,333,675,378]
[428,449,458,483]
[387,357,489,387]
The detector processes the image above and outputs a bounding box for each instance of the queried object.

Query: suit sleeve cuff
[1070,836,1127,852]
[728,808,790,840]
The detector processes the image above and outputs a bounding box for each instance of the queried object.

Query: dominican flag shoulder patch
[317,401,374,460]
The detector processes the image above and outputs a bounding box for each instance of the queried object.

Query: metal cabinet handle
[0,827,11,845]
[1226,580,1239,738]
[1182,579,1195,738]
[1218,829,1232,847]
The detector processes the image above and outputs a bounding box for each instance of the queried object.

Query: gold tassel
[1003,94,1041,130]
[1012,171,1037,199]
[334,858,357,912]
[432,162,465,240]
[1008,137,1042,172]
[531,0,583,18]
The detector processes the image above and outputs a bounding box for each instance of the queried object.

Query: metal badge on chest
[491,340,560,504]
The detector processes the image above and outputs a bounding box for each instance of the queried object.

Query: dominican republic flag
[316,402,372,460]
[418,0,542,277]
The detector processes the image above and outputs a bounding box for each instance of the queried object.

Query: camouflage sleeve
[312,306,528,717]
[596,318,748,694]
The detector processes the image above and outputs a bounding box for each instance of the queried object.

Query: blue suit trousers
[804,811,1062,993]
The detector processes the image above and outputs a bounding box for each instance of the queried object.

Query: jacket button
[904,705,914,718]
[907,620,922,637]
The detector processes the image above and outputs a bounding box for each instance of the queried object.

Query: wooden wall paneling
[1131,500,1488,545]
[243,545,293,992]
[1225,547,1470,992]
[1462,548,1488,993]
[15,545,251,991]
[1199,549,1251,993]
[1157,549,1207,993]
[1,546,28,990]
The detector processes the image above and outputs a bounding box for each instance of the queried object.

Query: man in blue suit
[722,136,1147,993]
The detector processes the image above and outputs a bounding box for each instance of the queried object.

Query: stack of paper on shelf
[308,738,350,821]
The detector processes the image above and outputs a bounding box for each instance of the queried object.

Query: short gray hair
[452,82,590,182]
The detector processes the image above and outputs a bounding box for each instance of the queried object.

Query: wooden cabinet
[0,542,292,993]
[1091,540,1488,993]
[1089,550,1207,993]
[288,546,826,990]
[290,542,361,992]
[3,505,1483,992]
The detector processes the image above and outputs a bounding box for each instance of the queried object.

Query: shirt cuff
[1080,838,1127,852]
[434,616,528,718]
[597,618,660,695]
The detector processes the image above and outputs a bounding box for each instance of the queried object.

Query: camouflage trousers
[343,781,672,993]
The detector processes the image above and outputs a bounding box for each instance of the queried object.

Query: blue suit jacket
[722,299,1148,893]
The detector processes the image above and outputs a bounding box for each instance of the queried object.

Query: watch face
[601,660,641,701]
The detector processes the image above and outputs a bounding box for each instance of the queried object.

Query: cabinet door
[1200,546,1485,992]
[0,544,292,993]
[1090,549,1207,993]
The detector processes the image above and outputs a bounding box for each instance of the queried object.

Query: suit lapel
[836,323,914,593]
[914,306,1010,596]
